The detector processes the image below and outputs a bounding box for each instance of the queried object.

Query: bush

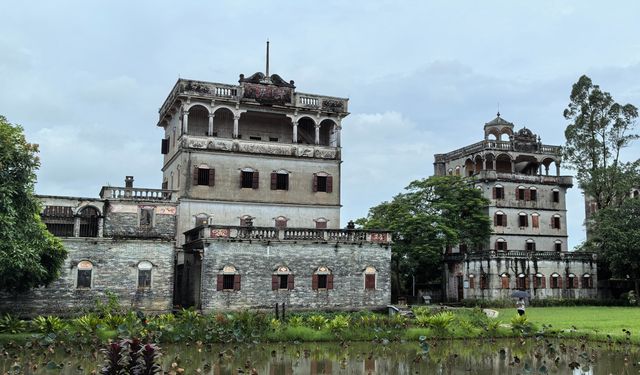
[510,315,536,335]
[0,314,27,334]
[326,315,350,333]
[32,316,66,334]
[427,312,455,337]
[307,315,329,330]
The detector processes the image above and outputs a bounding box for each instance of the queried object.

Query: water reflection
[1,338,638,374]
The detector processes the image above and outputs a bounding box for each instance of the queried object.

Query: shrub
[427,312,455,336]
[326,315,350,333]
[412,306,431,317]
[415,315,431,328]
[0,314,27,334]
[287,315,304,327]
[510,315,536,335]
[306,315,329,330]
[32,316,66,334]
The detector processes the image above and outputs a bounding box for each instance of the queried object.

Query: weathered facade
[0,184,177,316]
[434,114,597,301]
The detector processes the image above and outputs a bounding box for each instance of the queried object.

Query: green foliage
[563,75,639,211]
[426,311,455,336]
[411,306,431,317]
[287,315,304,327]
[510,315,536,335]
[0,115,67,293]
[0,314,28,334]
[358,175,491,297]
[32,315,66,334]
[326,314,350,333]
[71,313,102,334]
[415,315,431,328]
[307,315,329,330]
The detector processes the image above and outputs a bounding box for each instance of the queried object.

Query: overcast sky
[1,1,639,250]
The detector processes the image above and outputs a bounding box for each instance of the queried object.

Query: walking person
[516,297,526,316]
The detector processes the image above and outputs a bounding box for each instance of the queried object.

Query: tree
[0,115,67,293]
[357,175,492,299]
[563,75,639,211]
[587,198,640,302]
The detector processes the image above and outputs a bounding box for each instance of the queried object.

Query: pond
[2,338,639,374]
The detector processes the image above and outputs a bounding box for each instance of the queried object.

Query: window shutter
[365,274,375,290]
[558,276,563,289]
[492,187,496,199]
[525,276,530,289]
[515,187,519,200]
[216,275,223,291]
[287,274,295,290]
[233,274,241,291]
[494,214,498,226]
[504,215,507,227]
[541,277,546,288]
[239,172,244,188]
[525,215,529,227]
[469,277,475,289]
[271,173,277,190]
[312,173,318,192]
[327,274,334,290]
[208,168,215,186]
[532,215,539,228]
[193,167,199,186]
[557,218,561,230]
[573,277,579,289]
[326,176,333,193]
[252,171,259,189]
[525,189,530,201]
[312,274,318,290]
[161,139,169,154]
[272,275,278,290]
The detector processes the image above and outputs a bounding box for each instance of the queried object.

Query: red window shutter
[365,274,375,290]
[312,173,318,192]
[270,173,277,190]
[492,187,496,199]
[234,274,241,291]
[252,171,259,189]
[312,274,318,290]
[327,274,334,290]
[515,187,519,200]
[209,168,215,186]
[216,275,223,291]
[525,189,530,201]
[287,274,295,290]
[532,215,539,228]
[239,172,244,188]
[541,277,546,288]
[326,176,333,193]
[494,214,498,226]
[525,276,530,289]
[525,215,529,227]
[557,218,561,230]
[558,276,563,289]
[272,275,279,290]
[494,241,498,251]
[193,167,199,186]
[504,215,507,227]
[573,277,579,289]
[469,277,475,289]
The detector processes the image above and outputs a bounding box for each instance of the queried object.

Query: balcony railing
[444,250,596,262]
[184,225,391,245]
[100,186,175,201]
[435,140,562,162]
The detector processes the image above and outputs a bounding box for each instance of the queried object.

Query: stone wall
[104,203,176,239]
[197,240,391,311]
[0,238,174,317]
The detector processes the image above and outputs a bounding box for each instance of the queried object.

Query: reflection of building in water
[435,114,598,301]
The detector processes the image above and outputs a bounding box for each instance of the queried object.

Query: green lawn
[495,306,640,339]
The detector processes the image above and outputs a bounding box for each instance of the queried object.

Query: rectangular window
[77,270,91,288]
[496,241,507,251]
[480,275,488,289]
[495,186,504,199]
[365,274,376,290]
[317,274,328,289]
[552,190,560,203]
[517,188,526,200]
[241,171,254,188]
[519,215,528,227]
[495,214,505,226]
[161,138,169,154]
[249,136,261,141]
[552,216,561,229]
[139,208,154,227]
[532,215,539,228]
[551,277,559,289]
[223,274,235,290]
[315,220,327,229]
[567,277,574,289]
[516,276,526,290]
[316,176,327,192]
[526,242,536,251]
[42,206,75,237]
[279,275,289,289]
[530,189,537,201]
[554,242,562,252]
[275,173,289,190]
[138,270,151,288]
[269,137,278,142]
[198,168,210,185]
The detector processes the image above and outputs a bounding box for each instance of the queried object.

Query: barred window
[79,207,100,237]
[42,206,75,237]
[137,261,152,289]
[77,261,93,288]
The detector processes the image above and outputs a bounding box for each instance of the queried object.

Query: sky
[1,1,639,250]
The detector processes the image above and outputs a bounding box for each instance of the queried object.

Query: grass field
[494,306,640,341]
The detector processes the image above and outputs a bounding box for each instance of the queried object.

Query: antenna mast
[266,39,270,77]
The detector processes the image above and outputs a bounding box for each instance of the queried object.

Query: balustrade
[100,186,174,201]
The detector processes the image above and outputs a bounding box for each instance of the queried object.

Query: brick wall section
[199,241,391,311]
[104,211,175,239]
[0,238,174,317]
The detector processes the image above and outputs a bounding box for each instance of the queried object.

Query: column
[556,162,560,176]
[73,217,80,237]
[314,124,320,145]
[511,160,515,174]
[336,126,341,147]
[483,158,487,170]
[208,113,214,136]
[293,121,298,143]
[233,114,240,138]
[98,217,104,238]
[182,111,189,134]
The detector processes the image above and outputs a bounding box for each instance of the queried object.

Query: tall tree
[0,115,67,293]
[357,176,491,299]
[563,75,639,210]
[587,197,640,302]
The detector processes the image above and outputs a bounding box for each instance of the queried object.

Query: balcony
[181,135,340,160]
[184,225,391,246]
[434,140,562,162]
[100,186,176,201]
[443,250,596,262]
[475,170,573,186]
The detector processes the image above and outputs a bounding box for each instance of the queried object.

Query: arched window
[493,184,504,199]
[551,214,562,229]
[240,167,259,189]
[516,186,526,201]
[529,187,537,201]
[582,273,593,289]
[494,211,506,227]
[271,169,290,190]
[534,273,546,289]
[273,266,294,290]
[187,105,209,136]
[554,240,562,252]
[552,188,560,203]
[518,212,528,228]
[531,213,540,229]
[550,273,561,289]
[314,217,328,229]
[525,239,536,251]
[312,266,333,290]
[447,168,453,176]
[468,274,476,289]
[217,265,240,291]
[240,215,253,227]
[77,260,93,288]
[500,273,510,289]
[137,261,153,289]
[79,206,100,237]
[495,238,507,251]
[195,213,209,226]
[364,266,377,290]
[567,273,577,289]
[516,273,527,290]
[275,216,288,229]
[455,166,460,176]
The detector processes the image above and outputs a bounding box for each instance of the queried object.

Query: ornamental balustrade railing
[444,250,596,262]
[100,186,175,201]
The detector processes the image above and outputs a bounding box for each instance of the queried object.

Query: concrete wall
[197,241,391,311]
[0,238,174,317]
